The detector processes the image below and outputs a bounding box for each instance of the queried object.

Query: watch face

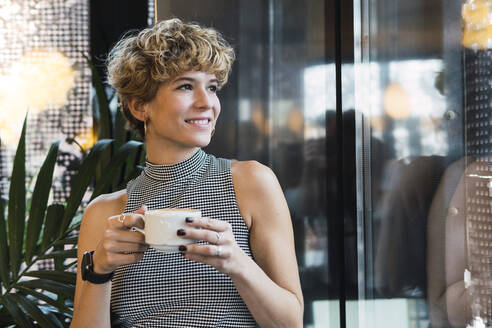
[81,251,93,281]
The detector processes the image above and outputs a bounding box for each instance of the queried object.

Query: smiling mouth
[185,119,210,125]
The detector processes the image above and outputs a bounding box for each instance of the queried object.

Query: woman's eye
[209,85,218,93]
[178,84,192,90]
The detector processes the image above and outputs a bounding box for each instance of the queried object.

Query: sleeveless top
[110,149,256,327]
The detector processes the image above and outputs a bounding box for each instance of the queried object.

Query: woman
[71,18,303,327]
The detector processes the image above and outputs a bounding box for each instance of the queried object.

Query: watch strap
[82,251,114,284]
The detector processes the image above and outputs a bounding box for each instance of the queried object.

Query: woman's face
[144,70,221,150]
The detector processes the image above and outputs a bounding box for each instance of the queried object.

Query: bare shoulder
[231,160,278,191]
[231,160,286,229]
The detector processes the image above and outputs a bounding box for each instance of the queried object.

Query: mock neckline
[144,149,206,182]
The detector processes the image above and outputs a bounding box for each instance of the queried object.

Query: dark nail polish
[179,245,187,252]
[177,229,186,236]
[185,217,194,223]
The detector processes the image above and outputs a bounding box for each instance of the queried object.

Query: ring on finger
[215,232,222,244]
[118,214,127,226]
[216,245,222,257]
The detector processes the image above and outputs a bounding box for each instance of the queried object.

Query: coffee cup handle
[132,213,145,234]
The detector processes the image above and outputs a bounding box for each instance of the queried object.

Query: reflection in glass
[354,0,492,327]
[265,2,335,327]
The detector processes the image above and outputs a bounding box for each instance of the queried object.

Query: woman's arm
[71,191,147,327]
[181,161,304,328]
[231,161,304,328]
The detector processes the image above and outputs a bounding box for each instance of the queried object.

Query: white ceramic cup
[135,208,201,253]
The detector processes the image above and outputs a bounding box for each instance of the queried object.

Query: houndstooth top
[110,149,256,327]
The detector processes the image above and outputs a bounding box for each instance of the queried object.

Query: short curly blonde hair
[106,18,235,138]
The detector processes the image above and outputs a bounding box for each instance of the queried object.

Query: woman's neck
[145,138,200,165]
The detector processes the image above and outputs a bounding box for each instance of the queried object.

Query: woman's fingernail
[177,229,186,236]
[179,245,187,252]
[185,217,194,223]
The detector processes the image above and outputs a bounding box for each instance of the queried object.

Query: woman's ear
[128,98,147,122]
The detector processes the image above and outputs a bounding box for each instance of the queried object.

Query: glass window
[156,0,337,327]
[353,0,492,327]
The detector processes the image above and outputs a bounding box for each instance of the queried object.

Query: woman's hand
[177,217,248,276]
[92,205,149,274]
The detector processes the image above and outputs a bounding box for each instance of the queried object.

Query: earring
[144,118,148,136]
[211,127,215,137]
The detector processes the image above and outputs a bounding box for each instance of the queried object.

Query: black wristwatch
[81,251,114,284]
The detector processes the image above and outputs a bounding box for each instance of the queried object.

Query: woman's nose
[194,87,213,109]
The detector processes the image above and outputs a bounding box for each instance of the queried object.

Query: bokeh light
[462,0,492,50]
[383,82,411,119]
[0,49,75,145]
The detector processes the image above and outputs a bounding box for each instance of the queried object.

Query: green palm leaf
[25,141,60,263]
[120,145,144,190]
[0,312,15,327]
[82,53,112,140]
[91,140,143,200]
[8,115,27,280]
[16,279,75,300]
[63,259,78,270]
[0,52,145,326]
[16,286,73,315]
[10,294,61,328]
[59,139,114,237]
[44,311,65,328]
[53,237,78,246]
[37,249,77,260]
[0,197,10,289]
[24,271,76,285]
[114,104,128,145]
[41,204,65,252]
[0,302,14,324]
[2,294,32,328]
